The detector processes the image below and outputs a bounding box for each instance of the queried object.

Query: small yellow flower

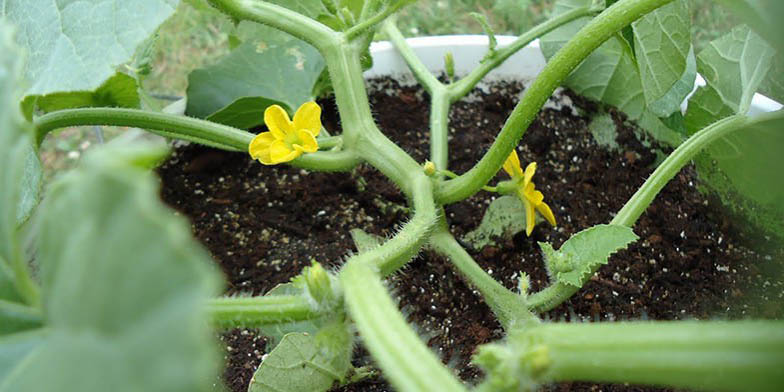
[249,102,321,165]
[502,150,556,236]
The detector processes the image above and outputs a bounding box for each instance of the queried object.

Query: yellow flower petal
[503,149,523,178]
[536,201,557,227]
[269,140,301,163]
[293,129,318,153]
[293,101,322,137]
[264,105,293,140]
[249,132,276,165]
[524,198,536,236]
[523,162,536,187]
[525,187,544,205]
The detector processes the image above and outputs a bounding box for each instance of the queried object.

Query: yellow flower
[249,102,321,165]
[502,150,556,236]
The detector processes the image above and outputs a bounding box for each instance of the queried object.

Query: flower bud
[423,161,437,176]
[305,261,333,304]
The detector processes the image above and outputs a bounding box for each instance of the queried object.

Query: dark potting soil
[157,77,784,392]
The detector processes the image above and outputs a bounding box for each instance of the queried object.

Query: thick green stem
[429,227,533,329]
[359,176,437,276]
[381,19,443,92]
[429,87,450,171]
[527,113,779,313]
[340,261,467,392]
[435,0,675,204]
[34,108,253,151]
[206,0,339,52]
[523,321,784,391]
[447,3,600,101]
[206,295,319,329]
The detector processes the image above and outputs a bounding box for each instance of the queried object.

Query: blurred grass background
[40,0,740,177]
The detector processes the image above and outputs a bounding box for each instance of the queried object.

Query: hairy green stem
[447,3,600,101]
[206,0,339,52]
[429,227,533,329]
[435,0,675,204]
[522,321,784,391]
[528,112,782,313]
[33,108,253,151]
[340,261,467,392]
[360,176,437,276]
[206,295,319,329]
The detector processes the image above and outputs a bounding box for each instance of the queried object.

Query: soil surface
[157,78,784,392]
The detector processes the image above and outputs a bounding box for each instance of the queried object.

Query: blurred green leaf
[21,73,140,120]
[588,112,619,150]
[539,224,638,287]
[349,228,383,253]
[248,323,352,392]
[185,34,324,126]
[713,0,784,54]
[759,54,784,104]
[0,144,223,391]
[685,26,775,132]
[0,20,34,308]
[1,0,179,97]
[632,0,692,116]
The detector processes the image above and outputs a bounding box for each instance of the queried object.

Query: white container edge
[366,35,782,116]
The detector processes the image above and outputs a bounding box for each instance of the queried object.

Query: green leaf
[632,0,691,116]
[713,0,784,54]
[541,0,644,119]
[259,283,330,346]
[350,228,383,253]
[248,324,352,392]
[1,0,179,97]
[539,224,638,287]
[685,26,775,133]
[0,300,41,335]
[185,36,324,125]
[0,331,44,383]
[588,112,619,150]
[759,54,784,104]
[21,73,140,119]
[0,143,223,391]
[0,19,32,305]
[206,97,286,129]
[693,112,784,239]
[463,196,527,250]
[16,145,41,227]
[646,47,696,118]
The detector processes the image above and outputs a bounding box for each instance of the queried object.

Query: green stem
[435,0,675,204]
[340,261,467,392]
[430,87,451,171]
[429,227,533,329]
[447,3,600,101]
[206,295,319,329]
[0,299,43,332]
[381,18,443,92]
[290,150,362,172]
[322,40,423,196]
[360,176,437,276]
[345,0,409,40]
[527,113,779,313]
[206,0,339,52]
[523,321,784,391]
[34,108,252,151]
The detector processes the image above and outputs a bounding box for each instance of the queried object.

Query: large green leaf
[713,0,784,54]
[539,224,638,287]
[0,143,223,391]
[248,323,352,392]
[1,0,178,97]
[632,0,693,117]
[541,0,645,119]
[0,20,32,307]
[685,26,775,132]
[185,26,324,128]
[759,53,784,104]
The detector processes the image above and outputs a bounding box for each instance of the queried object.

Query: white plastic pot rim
[367,35,782,115]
